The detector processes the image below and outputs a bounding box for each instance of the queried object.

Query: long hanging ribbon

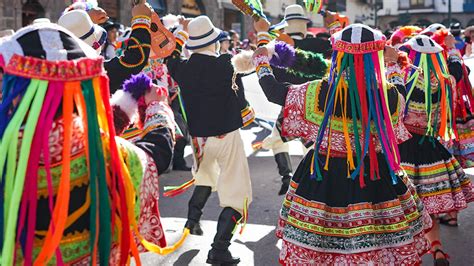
[81,80,112,266]
[1,79,47,266]
[16,81,64,265]
[0,76,30,253]
[117,145,189,256]
[34,82,74,265]
[98,75,136,265]
[347,55,362,165]
[311,52,347,180]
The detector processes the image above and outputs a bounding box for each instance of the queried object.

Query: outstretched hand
[145,84,168,105]
[323,11,339,28]
[178,16,192,32]
[384,45,398,64]
[132,1,153,18]
[88,7,108,24]
[254,19,270,32]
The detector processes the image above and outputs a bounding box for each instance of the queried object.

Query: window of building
[399,0,433,9]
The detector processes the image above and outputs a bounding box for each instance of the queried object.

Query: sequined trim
[1,54,104,81]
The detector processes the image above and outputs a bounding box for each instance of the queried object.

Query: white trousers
[192,130,252,214]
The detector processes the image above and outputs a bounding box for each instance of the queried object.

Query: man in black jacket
[59,2,153,94]
[166,16,251,265]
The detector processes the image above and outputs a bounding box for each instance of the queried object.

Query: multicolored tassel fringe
[405,50,455,141]
[310,50,402,187]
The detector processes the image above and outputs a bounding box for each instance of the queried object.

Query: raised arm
[164,18,191,84]
[252,48,290,106]
[105,5,153,93]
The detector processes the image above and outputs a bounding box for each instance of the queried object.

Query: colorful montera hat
[312,24,402,186]
[420,23,446,36]
[389,25,422,48]
[402,34,455,140]
[0,23,134,265]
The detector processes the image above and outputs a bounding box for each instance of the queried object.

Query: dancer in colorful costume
[0,22,185,265]
[252,19,431,265]
[256,4,330,195]
[430,29,474,169]
[389,25,422,48]
[429,28,474,229]
[398,34,474,265]
[165,16,252,265]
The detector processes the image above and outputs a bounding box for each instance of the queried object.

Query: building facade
[377,0,474,30]
[2,0,472,34]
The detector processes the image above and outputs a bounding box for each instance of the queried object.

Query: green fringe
[286,49,329,80]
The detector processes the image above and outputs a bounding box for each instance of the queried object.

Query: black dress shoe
[206,247,240,265]
[184,220,204,236]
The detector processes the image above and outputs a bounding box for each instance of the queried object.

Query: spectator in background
[464,26,474,57]
[101,20,122,60]
[247,31,257,45]
[218,31,232,55]
[229,30,241,51]
[450,22,466,55]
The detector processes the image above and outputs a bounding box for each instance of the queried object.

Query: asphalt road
[140,125,474,266]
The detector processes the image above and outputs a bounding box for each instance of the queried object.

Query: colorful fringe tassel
[405,50,455,141]
[310,50,402,187]
[0,73,187,265]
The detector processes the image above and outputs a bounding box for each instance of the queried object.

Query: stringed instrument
[232,0,264,21]
[320,10,349,28]
[132,0,175,59]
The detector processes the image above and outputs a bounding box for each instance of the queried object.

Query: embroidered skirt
[276,149,431,265]
[399,133,474,215]
[450,116,474,168]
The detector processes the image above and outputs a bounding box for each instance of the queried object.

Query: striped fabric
[0,22,97,66]
[403,35,443,54]
[332,23,385,44]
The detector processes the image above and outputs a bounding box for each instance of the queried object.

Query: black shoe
[207,207,242,265]
[278,175,291,196]
[206,246,240,265]
[184,220,204,236]
[173,164,192,171]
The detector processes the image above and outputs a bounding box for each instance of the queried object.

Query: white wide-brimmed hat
[284,4,310,22]
[58,9,107,54]
[186,16,223,50]
[33,18,51,24]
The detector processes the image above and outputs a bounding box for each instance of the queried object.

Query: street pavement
[141,124,474,266]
